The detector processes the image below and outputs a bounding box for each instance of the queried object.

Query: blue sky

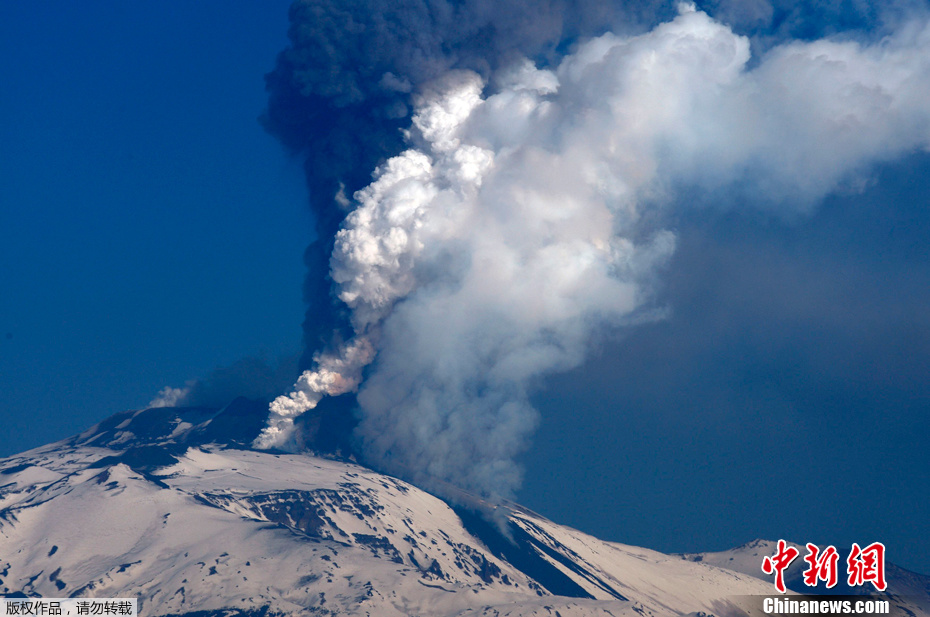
[1,1,306,444]
[1,1,927,577]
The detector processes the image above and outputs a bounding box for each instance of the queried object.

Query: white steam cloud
[149,386,190,409]
[254,338,375,449]
[256,5,930,499]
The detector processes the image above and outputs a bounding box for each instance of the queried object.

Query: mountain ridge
[1,401,926,616]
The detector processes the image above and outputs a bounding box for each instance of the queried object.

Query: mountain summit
[1,401,926,616]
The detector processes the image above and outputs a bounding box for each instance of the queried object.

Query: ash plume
[256,0,930,501]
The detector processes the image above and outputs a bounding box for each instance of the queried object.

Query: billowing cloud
[256,5,930,500]
[261,0,679,368]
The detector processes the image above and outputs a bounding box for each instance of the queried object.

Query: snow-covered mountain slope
[1,401,925,616]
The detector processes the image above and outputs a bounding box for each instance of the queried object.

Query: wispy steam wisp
[257,5,930,500]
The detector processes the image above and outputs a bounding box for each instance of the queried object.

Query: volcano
[1,400,926,616]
